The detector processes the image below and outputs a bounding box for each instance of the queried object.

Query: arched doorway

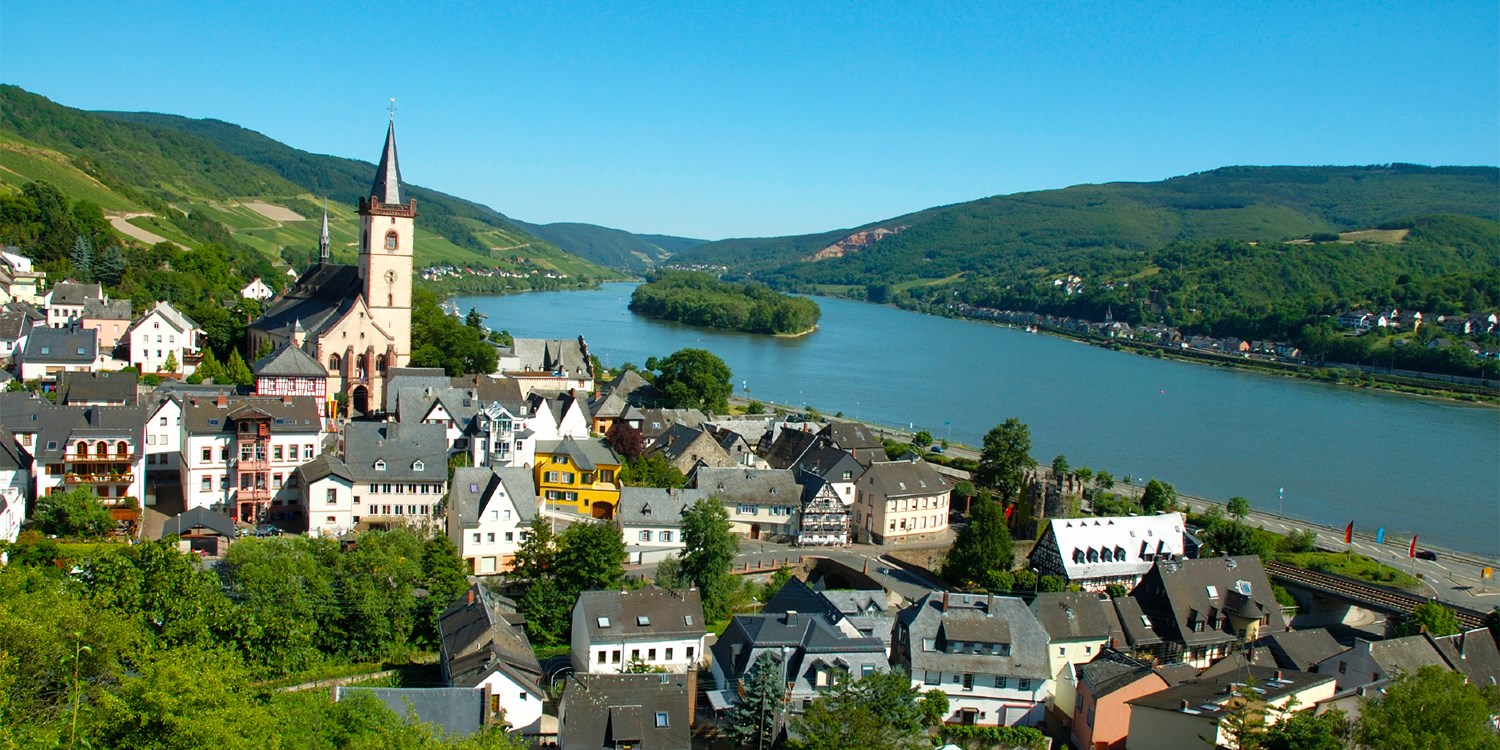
[750,523,761,540]
[590,501,614,520]
[351,386,369,416]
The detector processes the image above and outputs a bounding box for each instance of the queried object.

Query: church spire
[318,207,330,265]
[370,117,403,205]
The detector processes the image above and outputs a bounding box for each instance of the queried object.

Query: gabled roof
[1255,629,1348,672]
[558,673,692,750]
[124,300,197,337]
[334,687,482,739]
[574,588,706,644]
[1076,649,1160,699]
[691,466,801,506]
[343,422,448,482]
[0,309,33,340]
[21,327,96,363]
[712,611,886,693]
[47,281,102,306]
[638,408,707,442]
[819,420,883,451]
[56,371,137,406]
[763,577,846,624]
[181,394,321,436]
[295,453,353,485]
[1131,556,1285,649]
[616,487,709,528]
[252,344,328,378]
[1042,513,1187,581]
[438,584,541,691]
[81,298,132,321]
[1430,629,1500,687]
[1029,591,1123,643]
[859,458,952,499]
[897,591,1051,680]
[249,264,363,341]
[763,426,820,469]
[650,423,732,466]
[450,466,536,530]
[794,446,865,482]
[535,437,621,471]
[157,506,238,540]
[1127,666,1334,714]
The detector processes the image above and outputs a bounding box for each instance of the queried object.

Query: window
[631,649,640,661]
[384,231,399,250]
[685,647,694,661]
[473,533,481,543]
[597,651,607,664]
[861,664,874,677]
[637,616,652,626]
[272,473,283,489]
[962,673,974,691]
[597,617,611,628]
[738,504,757,515]
[272,445,283,461]
[1019,678,1031,691]
[201,476,211,491]
[487,533,495,543]
[639,531,651,541]
[994,675,1007,689]
[412,460,424,472]
[202,448,212,463]
[304,445,314,459]
[326,488,337,504]
[924,671,939,685]
[160,417,168,427]
[660,530,673,543]
[665,647,674,660]
[612,650,621,663]
[648,648,657,660]
[374,460,386,471]
[654,712,669,728]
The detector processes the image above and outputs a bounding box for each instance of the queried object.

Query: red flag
[1344,522,1353,544]
[1004,505,1014,521]
[1409,536,1418,558]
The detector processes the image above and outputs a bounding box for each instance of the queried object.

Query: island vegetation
[629,270,820,335]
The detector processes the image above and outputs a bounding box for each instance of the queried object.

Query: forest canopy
[629,270,820,335]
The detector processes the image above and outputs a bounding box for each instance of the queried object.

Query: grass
[1276,551,1421,589]
[891,272,965,293]
[0,134,143,212]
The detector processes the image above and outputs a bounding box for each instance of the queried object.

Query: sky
[3,1,1497,239]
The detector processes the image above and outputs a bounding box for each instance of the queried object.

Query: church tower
[359,120,415,370]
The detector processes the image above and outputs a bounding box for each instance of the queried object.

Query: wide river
[456,283,1500,555]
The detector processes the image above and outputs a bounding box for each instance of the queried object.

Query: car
[930,445,945,454]
[253,524,282,538]
[1415,549,1438,561]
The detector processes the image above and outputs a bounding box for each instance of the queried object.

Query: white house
[240,277,275,301]
[691,466,802,541]
[438,584,545,733]
[0,432,28,550]
[142,394,184,481]
[296,453,355,537]
[448,465,536,575]
[1031,513,1188,592]
[179,393,325,523]
[17,327,99,381]
[893,591,1053,728]
[615,487,710,564]
[126,301,202,375]
[43,281,103,329]
[570,588,707,675]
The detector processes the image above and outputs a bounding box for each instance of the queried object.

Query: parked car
[930,445,945,454]
[1415,549,1438,561]
[253,523,282,538]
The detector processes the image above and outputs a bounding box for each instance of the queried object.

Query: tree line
[630,270,820,335]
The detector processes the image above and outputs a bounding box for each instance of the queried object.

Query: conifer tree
[723,652,786,749]
[225,349,253,386]
[70,235,93,282]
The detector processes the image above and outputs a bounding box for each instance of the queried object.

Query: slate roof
[450,373,527,405]
[124,300,196,336]
[157,507,238,540]
[47,281,103,306]
[396,385,481,427]
[21,327,96,364]
[558,673,692,750]
[574,588,705,644]
[1127,666,1334,713]
[1041,513,1188,582]
[794,446,865,483]
[1130,556,1284,650]
[56,371,137,406]
[1029,591,1123,643]
[1076,649,1159,699]
[1,401,148,462]
[382,368,453,412]
[506,337,590,376]
[713,611,887,696]
[649,423,734,469]
[370,121,404,204]
[295,453,353,485]
[438,584,542,692]
[1111,596,1163,648]
[762,426,820,469]
[343,421,448,482]
[638,408,707,443]
[897,591,1051,680]
[1362,634,1451,680]
[249,263,363,341]
[859,458,952,499]
[763,577,847,624]
[450,466,536,531]
[181,394,321,436]
[1431,629,1500,687]
[603,368,660,406]
[536,437,621,472]
[692,466,801,506]
[335,687,482,739]
[81,298,132,320]
[252,344,328,378]
[616,487,709,527]
[1255,629,1348,672]
[0,309,33,340]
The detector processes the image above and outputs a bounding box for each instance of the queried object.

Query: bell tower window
[384,231,399,251]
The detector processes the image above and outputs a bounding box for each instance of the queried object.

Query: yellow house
[534,437,623,519]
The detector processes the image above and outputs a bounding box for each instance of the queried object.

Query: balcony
[65,472,134,485]
[68,453,135,463]
[236,457,270,471]
[235,487,271,503]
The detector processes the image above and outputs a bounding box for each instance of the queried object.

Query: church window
[384,232,398,251]
[329,354,342,372]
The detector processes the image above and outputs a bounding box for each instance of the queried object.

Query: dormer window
[375,460,387,471]
[412,460,424,472]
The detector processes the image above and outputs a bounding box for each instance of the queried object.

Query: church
[248,121,415,415]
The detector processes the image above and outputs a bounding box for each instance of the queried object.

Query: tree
[195,346,224,383]
[622,454,687,489]
[940,492,1014,590]
[224,349,254,386]
[1051,454,1070,477]
[1395,601,1462,637]
[1227,495,1251,521]
[33,488,113,538]
[95,245,126,286]
[1039,574,1066,592]
[1215,679,1268,750]
[912,430,933,448]
[70,235,93,282]
[721,652,785,749]
[1073,466,1093,486]
[652,555,689,589]
[919,689,949,727]
[162,350,179,374]
[1261,708,1351,750]
[605,422,645,461]
[649,348,733,414]
[553,520,626,595]
[418,535,470,647]
[1095,470,1115,491]
[466,308,484,329]
[1355,665,1500,750]
[679,499,739,621]
[789,670,927,750]
[1141,479,1178,514]
[517,575,573,647]
[976,418,1036,502]
[1104,583,1129,598]
[506,517,555,587]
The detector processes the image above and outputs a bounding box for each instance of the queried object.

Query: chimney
[1274,670,1283,680]
[466,589,475,606]
[686,669,698,716]
[942,592,950,612]
[282,395,293,405]
[215,394,227,408]
[863,559,870,575]
[986,593,996,617]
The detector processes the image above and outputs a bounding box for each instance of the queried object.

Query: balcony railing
[68,453,135,463]
[235,488,271,502]
[65,472,134,485]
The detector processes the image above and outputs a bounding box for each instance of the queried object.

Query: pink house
[1071,651,1169,750]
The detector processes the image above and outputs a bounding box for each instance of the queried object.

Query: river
[455,283,1500,555]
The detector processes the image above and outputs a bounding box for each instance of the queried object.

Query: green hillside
[513,220,705,272]
[0,85,623,285]
[678,165,1500,286]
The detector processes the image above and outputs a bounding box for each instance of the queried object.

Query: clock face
[384,270,396,283]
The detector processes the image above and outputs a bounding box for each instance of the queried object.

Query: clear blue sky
[3,1,1496,239]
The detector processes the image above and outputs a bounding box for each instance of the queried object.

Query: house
[438,584,545,733]
[17,327,98,381]
[1253,628,1348,672]
[533,437,623,519]
[1124,556,1286,667]
[647,423,736,475]
[240,277,275,301]
[447,465,536,575]
[1070,650,1170,750]
[340,421,448,531]
[1337,310,1373,332]
[1470,312,1499,335]
[0,431,27,549]
[1028,592,1123,723]
[0,307,36,361]
[797,474,850,546]
[527,391,593,443]
[43,281,104,328]
[395,384,482,455]
[1125,666,1336,750]
[1399,310,1423,331]
[496,336,594,395]
[78,298,133,354]
[711,610,888,713]
[56,371,137,407]
[762,424,820,469]
[817,420,886,465]
[179,393,324,523]
[295,453,356,537]
[252,343,330,404]
[1313,634,1451,692]
[556,673,692,750]
[850,456,952,544]
[8,399,147,510]
[1430,628,1500,688]
[1031,513,1188,592]
[0,248,44,304]
[892,591,1052,727]
[126,301,202,376]
[764,578,896,654]
[247,128,416,417]
[570,588,707,675]
[702,421,768,468]
[587,386,644,436]
[691,466,802,541]
[156,506,237,557]
[616,487,710,564]
[470,399,532,468]
[793,446,864,506]
[638,407,709,446]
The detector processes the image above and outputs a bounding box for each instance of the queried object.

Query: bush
[33,488,113,538]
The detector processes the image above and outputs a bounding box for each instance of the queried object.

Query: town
[0,122,1494,750]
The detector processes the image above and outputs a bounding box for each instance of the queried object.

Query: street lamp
[1031,567,1040,596]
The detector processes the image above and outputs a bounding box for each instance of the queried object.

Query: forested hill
[675,165,1500,284]
[513,220,706,272]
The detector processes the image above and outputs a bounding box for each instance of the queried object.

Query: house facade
[851,457,952,544]
[692,466,801,541]
[179,394,324,522]
[126,301,202,375]
[533,437,622,519]
[570,588,707,675]
[1031,513,1189,592]
[448,465,536,575]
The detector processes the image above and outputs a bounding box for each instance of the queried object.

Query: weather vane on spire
[388,98,397,120]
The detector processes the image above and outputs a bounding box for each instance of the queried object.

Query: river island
[628,270,820,335]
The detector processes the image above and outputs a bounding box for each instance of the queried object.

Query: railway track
[1265,560,1488,631]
